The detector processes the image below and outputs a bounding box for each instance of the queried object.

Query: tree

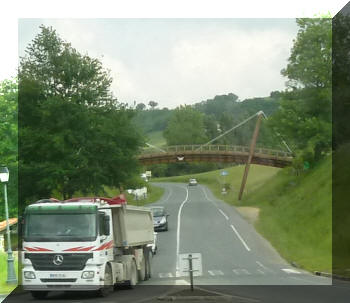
[136,102,146,111]
[19,26,144,203]
[0,79,18,220]
[163,105,208,145]
[269,18,332,163]
[148,100,158,109]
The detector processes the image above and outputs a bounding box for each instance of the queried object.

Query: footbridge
[138,144,293,168]
[139,111,294,200]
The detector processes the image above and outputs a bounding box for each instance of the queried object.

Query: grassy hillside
[154,157,332,273]
[244,156,331,273]
[146,130,166,147]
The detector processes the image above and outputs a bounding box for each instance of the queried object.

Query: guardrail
[141,145,293,158]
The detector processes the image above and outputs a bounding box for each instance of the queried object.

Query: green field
[0,253,18,295]
[154,157,332,273]
[146,130,166,147]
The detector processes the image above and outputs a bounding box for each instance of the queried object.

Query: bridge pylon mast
[238,112,263,201]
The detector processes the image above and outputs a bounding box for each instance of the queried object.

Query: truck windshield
[24,213,97,242]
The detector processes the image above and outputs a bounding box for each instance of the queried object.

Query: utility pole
[238,112,263,201]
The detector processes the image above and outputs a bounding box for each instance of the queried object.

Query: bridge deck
[139,145,293,168]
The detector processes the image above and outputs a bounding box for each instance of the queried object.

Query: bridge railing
[141,145,293,158]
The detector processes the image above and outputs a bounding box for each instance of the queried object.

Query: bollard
[189,254,194,291]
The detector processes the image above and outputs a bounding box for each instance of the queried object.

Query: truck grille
[40,278,77,283]
[25,253,93,271]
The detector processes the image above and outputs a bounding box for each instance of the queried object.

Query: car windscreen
[152,208,165,217]
[24,212,97,242]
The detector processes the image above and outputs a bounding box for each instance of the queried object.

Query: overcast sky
[18,19,299,108]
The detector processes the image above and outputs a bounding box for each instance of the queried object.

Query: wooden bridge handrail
[141,144,293,158]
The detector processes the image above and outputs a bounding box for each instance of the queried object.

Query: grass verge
[0,252,18,294]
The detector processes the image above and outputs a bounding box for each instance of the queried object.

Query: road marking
[289,276,329,285]
[218,209,229,220]
[175,279,190,285]
[159,273,174,278]
[281,268,301,274]
[230,224,251,252]
[242,269,251,275]
[175,185,189,277]
[163,188,173,203]
[233,269,240,275]
[257,269,265,275]
[208,270,224,276]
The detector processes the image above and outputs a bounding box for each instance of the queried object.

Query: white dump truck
[21,195,154,299]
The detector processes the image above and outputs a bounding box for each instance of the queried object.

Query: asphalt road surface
[146,182,331,286]
[4,182,350,302]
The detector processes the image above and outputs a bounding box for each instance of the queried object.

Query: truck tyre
[138,253,146,281]
[126,259,138,289]
[31,291,48,300]
[98,264,113,297]
[145,248,152,279]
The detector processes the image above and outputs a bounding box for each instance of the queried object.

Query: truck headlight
[82,271,95,279]
[24,271,36,279]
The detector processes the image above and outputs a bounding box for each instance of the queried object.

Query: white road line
[208,270,224,276]
[242,269,251,275]
[257,269,265,275]
[200,185,214,203]
[289,276,329,285]
[230,224,251,252]
[175,186,189,276]
[233,269,240,275]
[159,273,174,278]
[163,188,173,203]
[281,268,301,274]
[218,209,229,220]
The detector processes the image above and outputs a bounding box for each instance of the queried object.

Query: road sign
[145,171,152,177]
[220,171,229,176]
[179,253,202,277]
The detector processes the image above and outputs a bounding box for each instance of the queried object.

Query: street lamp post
[0,166,17,284]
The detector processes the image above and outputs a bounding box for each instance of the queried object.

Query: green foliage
[19,26,144,204]
[0,79,18,221]
[244,156,332,273]
[269,18,332,163]
[164,105,208,145]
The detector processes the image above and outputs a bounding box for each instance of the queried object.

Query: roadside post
[0,166,17,284]
[179,253,202,291]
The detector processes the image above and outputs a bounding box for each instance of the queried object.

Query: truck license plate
[49,273,66,278]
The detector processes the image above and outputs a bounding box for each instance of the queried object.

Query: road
[4,182,350,302]
[146,182,331,286]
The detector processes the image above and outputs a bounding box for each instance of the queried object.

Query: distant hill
[133,92,283,150]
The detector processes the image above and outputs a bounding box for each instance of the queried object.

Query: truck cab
[22,196,153,299]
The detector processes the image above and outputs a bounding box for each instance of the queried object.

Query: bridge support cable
[238,112,264,201]
[145,142,167,153]
[195,111,261,151]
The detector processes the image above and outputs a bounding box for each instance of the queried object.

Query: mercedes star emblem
[53,254,64,266]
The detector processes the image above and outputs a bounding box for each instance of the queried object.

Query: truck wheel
[98,264,113,297]
[126,259,138,289]
[31,291,48,299]
[145,248,152,279]
[138,253,146,281]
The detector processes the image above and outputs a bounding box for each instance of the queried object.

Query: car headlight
[160,216,166,224]
[81,271,95,279]
[24,271,36,279]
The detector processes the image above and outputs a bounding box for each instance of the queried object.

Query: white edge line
[218,209,229,220]
[230,224,251,252]
[176,186,189,276]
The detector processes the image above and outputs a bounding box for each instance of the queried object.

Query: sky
[2,0,349,108]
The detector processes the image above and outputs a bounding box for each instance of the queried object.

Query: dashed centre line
[218,209,229,220]
[230,224,251,252]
